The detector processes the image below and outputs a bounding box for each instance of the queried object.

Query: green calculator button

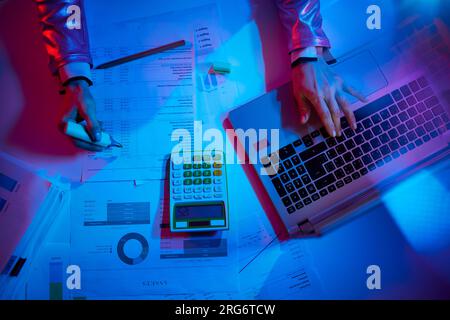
[193,170,202,177]
[183,171,192,177]
[193,178,202,185]
[183,164,192,170]
[203,170,211,177]
[202,163,211,169]
[193,164,202,169]
[203,178,211,184]
[183,179,192,185]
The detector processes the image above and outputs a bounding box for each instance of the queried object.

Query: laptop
[226,15,450,237]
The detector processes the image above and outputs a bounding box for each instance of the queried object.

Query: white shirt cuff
[290,47,337,65]
[58,62,92,85]
[290,47,318,64]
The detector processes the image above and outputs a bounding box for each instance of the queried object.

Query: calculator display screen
[175,203,224,220]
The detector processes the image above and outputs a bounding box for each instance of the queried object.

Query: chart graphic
[117,233,149,265]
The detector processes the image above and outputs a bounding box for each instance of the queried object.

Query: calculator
[169,151,229,232]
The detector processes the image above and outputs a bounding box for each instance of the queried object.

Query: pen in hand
[63,121,122,149]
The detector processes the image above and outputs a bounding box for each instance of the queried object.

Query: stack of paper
[0,152,68,299]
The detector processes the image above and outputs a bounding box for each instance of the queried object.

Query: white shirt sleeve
[58,62,92,85]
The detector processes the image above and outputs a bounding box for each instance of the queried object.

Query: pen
[63,121,122,148]
[95,40,186,69]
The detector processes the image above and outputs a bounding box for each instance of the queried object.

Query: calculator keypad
[171,153,225,200]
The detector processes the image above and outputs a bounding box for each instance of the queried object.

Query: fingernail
[300,115,307,124]
[94,130,101,141]
[331,129,336,137]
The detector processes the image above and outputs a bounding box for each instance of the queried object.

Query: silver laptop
[226,16,450,237]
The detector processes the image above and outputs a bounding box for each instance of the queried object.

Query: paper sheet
[235,192,324,299]
[0,153,68,299]
[239,238,324,299]
[0,153,51,274]
[69,180,238,298]
[22,243,72,300]
[82,4,234,182]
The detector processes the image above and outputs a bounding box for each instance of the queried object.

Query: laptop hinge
[297,219,316,235]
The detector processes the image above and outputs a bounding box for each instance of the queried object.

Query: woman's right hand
[63,79,105,152]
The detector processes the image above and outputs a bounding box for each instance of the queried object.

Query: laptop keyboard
[264,76,450,215]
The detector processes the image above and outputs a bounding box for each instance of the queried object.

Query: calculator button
[184,186,193,193]
[203,170,211,177]
[172,171,181,178]
[183,164,192,170]
[183,179,192,185]
[176,221,188,228]
[193,178,202,185]
[194,195,202,200]
[193,155,202,162]
[214,178,222,184]
[202,163,211,169]
[203,194,212,199]
[210,219,225,226]
[173,187,182,194]
[184,194,192,199]
[213,162,222,168]
[172,162,182,170]
[173,195,182,200]
[193,170,202,177]
[214,186,223,192]
[203,155,211,162]
[213,153,222,161]
[204,186,212,193]
[193,164,202,169]
[183,171,192,177]
[213,170,222,176]
[172,180,181,186]
[203,178,212,184]
[214,193,223,198]
[194,186,202,193]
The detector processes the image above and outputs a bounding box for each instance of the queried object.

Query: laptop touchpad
[331,50,388,104]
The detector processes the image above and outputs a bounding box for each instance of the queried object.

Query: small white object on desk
[63,121,122,148]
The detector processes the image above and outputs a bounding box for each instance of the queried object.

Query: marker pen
[63,121,122,148]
